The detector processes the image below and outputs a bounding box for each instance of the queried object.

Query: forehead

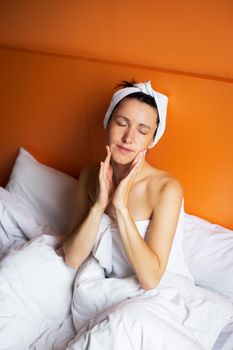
[112,97,158,126]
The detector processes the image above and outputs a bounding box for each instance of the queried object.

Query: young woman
[62,80,233,350]
[62,80,184,290]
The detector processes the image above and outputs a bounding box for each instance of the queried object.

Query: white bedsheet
[0,187,233,350]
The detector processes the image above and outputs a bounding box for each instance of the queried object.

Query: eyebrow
[115,115,151,131]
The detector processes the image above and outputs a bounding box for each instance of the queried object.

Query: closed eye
[138,129,148,135]
[116,121,127,127]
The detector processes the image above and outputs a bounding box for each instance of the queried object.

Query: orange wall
[0,46,232,229]
[0,0,232,80]
[0,1,232,228]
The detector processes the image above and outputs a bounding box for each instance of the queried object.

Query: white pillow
[5,147,79,236]
[183,212,233,303]
[0,187,41,254]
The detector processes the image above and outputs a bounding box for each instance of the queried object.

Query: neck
[111,159,146,186]
[111,161,129,186]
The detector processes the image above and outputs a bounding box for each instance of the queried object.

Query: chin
[111,151,135,165]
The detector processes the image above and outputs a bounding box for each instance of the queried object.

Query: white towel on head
[103,81,168,147]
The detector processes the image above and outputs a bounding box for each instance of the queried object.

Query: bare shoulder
[146,167,184,208]
[78,163,99,203]
[78,163,99,187]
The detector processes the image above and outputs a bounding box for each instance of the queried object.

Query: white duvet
[69,215,233,350]
[0,188,76,349]
[0,188,233,350]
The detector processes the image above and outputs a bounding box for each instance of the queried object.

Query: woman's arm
[62,148,113,269]
[111,149,184,290]
[63,203,105,269]
[114,179,183,290]
[62,167,103,269]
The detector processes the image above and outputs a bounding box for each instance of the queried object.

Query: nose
[122,127,135,144]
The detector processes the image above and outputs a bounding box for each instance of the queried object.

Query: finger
[102,145,111,163]
[106,166,113,193]
[136,150,146,168]
[106,145,111,153]
[139,150,146,165]
[99,161,104,173]
[131,152,141,166]
[100,147,111,183]
[132,150,146,166]
[108,164,113,182]
[124,160,140,181]
[130,151,144,171]
[103,146,111,173]
[105,145,112,157]
[99,161,104,182]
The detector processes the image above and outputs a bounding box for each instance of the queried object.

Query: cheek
[137,134,153,149]
[106,125,121,143]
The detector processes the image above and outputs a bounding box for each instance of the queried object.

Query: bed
[0,147,233,350]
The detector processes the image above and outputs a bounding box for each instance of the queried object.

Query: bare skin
[62,98,183,290]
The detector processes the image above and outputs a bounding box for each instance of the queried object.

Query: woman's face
[106,98,158,164]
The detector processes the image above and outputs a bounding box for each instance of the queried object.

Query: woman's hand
[96,146,114,210]
[112,150,146,210]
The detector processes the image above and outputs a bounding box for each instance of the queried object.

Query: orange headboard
[0,46,232,229]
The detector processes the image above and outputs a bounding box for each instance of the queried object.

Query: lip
[116,145,133,153]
